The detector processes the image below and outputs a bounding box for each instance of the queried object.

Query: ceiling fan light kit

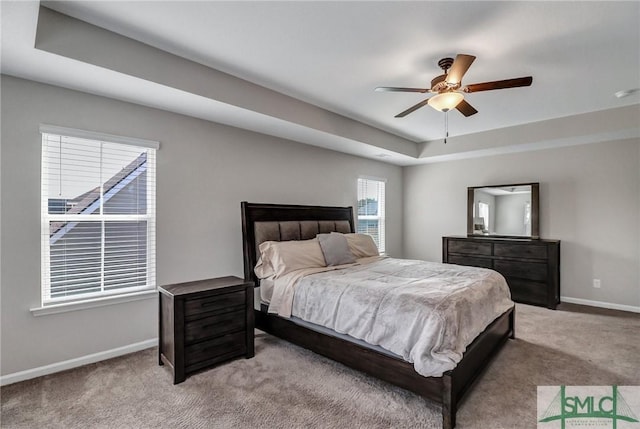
[428,92,464,112]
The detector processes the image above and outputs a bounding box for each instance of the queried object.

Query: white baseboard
[0,338,158,386]
[560,296,640,314]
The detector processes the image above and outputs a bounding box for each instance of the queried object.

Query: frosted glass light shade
[428,92,464,112]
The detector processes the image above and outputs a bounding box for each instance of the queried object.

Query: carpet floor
[1,303,639,429]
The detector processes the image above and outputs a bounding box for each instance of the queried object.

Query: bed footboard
[443,305,515,428]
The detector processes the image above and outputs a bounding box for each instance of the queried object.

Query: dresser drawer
[448,240,492,256]
[494,242,547,260]
[494,260,547,282]
[507,278,548,305]
[448,255,493,269]
[185,331,247,367]
[185,290,246,319]
[185,309,246,344]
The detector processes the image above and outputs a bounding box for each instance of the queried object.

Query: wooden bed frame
[241,202,515,429]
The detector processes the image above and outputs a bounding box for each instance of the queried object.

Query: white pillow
[255,238,327,279]
[339,233,380,258]
[254,256,274,279]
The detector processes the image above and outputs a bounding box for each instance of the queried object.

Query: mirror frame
[467,182,540,239]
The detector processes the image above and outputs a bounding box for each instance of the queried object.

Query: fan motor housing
[431,57,460,91]
[437,57,455,70]
[431,74,448,92]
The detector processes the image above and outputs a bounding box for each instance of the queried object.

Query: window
[41,126,158,306]
[478,201,490,232]
[357,177,385,253]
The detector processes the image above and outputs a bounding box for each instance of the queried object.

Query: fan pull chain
[444,111,449,144]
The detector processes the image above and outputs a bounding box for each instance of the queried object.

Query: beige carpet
[2,303,639,429]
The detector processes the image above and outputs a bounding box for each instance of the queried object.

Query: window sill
[30,289,157,317]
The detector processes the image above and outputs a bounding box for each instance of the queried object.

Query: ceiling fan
[375,54,533,118]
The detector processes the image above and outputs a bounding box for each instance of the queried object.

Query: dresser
[442,236,560,309]
[158,276,254,384]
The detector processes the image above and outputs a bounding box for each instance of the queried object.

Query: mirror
[467,183,539,239]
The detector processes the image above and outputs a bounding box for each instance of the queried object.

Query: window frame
[356,177,386,254]
[478,201,490,232]
[39,125,159,307]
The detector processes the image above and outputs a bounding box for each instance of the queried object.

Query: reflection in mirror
[467,183,539,238]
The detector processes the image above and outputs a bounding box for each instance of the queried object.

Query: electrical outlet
[593,279,601,289]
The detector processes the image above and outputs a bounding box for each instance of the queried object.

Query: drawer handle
[201,300,228,307]
[200,323,220,331]
[200,298,240,307]
[199,321,242,331]
[200,340,237,352]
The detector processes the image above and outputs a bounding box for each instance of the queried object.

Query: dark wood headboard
[241,202,355,286]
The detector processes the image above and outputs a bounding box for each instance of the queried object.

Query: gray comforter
[289,257,514,377]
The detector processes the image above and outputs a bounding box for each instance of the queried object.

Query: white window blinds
[357,178,386,254]
[41,127,157,305]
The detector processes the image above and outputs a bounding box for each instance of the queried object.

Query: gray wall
[0,76,403,376]
[494,193,531,236]
[404,139,640,307]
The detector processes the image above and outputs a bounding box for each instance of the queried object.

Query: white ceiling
[2,1,639,164]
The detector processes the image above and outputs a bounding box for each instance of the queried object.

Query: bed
[241,202,515,429]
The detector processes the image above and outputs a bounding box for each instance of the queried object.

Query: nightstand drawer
[185,331,247,367]
[185,309,246,344]
[185,290,246,319]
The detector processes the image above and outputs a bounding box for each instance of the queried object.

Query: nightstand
[158,276,254,384]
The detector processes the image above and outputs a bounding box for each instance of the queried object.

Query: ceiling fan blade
[456,99,478,117]
[446,54,476,85]
[375,86,430,93]
[395,98,431,117]
[463,76,533,93]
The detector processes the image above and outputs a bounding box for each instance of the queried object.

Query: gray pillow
[317,233,356,266]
